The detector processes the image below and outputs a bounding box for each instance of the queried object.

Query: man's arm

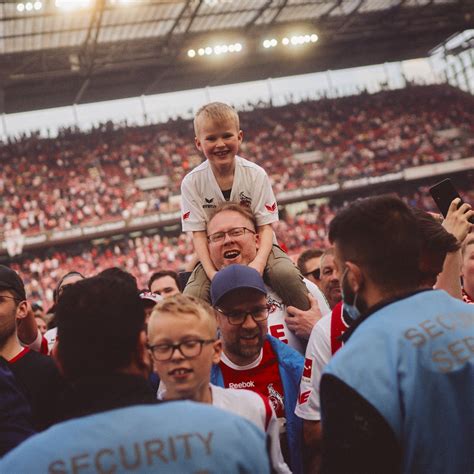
[436,198,474,299]
[285,293,323,340]
[193,231,217,281]
[248,224,273,276]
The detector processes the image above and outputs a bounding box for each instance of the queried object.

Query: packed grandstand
[1,83,473,309]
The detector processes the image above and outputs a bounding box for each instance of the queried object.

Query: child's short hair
[149,294,217,337]
[194,102,240,135]
[208,202,258,232]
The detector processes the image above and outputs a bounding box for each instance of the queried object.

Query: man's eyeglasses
[214,305,271,325]
[207,227,256,244]
[147,339,216,361]
[304,268,321,280]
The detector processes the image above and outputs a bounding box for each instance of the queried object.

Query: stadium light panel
[263,38,278,49]
[189,42,243,59]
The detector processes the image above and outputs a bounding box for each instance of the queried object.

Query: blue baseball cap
[210,264,267,306]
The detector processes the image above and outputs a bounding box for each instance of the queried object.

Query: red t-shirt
[219,339,286,418]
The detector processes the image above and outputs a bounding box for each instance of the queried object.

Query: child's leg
[182,262,211,303]
[264,246,310,311]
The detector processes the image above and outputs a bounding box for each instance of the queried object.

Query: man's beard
[0,319,16,349]
[342,278,369,316]
[227,328,264,359]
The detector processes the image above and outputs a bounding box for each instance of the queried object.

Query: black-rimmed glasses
[207,227,256,244]
[147,339,216,361]
[214,304,271,325]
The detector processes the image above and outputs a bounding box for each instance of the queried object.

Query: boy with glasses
[209,264,305,474]
[147,294,290,473]
[182,102,310,312]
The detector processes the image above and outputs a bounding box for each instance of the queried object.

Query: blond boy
[147,294,290,473]
[181,102,309,310]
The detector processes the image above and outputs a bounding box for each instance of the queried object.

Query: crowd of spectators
[1,84,473,236]
[7,182,473,310]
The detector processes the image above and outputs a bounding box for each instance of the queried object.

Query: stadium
[0,0,473,472]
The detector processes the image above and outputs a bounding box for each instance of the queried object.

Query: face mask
[341,267,361,321]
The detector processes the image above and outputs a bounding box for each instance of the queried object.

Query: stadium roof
[1,0,473,114]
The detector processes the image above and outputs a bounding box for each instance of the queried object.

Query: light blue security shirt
[324,290,474,474]
[0,400,271,473]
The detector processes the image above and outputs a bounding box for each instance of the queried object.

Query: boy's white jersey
[181,155,279,232]
[210,384,291,474]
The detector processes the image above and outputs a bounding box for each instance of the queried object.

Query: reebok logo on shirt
[228,381,255,389]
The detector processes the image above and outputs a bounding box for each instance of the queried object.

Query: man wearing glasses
[147,294,290,473]
[210,264,305,474]
[0,265,63,431]
[196,202,330,353]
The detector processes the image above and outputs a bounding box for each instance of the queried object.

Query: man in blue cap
[210,264,305,474]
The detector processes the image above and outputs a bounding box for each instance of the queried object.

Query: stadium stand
[1,84,473,237]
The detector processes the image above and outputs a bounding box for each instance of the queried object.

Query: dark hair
[148,270,180,292]
[53,271,85,303]
[207,202,258,232]
[97,267,138,291]
[56,276,145,380]
[412,208,460,284]
[297,249,324,274]
[328,195,422,292]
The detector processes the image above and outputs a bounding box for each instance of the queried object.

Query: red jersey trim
[8,347,30,364]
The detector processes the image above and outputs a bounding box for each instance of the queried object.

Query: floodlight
[221,45,228,53]
[270,39,277,47]
[17,3,25,11]
[25,2,33,10]
[228,44,235,52]
[205,47,212,55]
[234,43,242,52]
[198,48,205,56]
[34,1,42,9]
[188,49,196,58]
[311,34,318,42]
[214,45,222,55]
[263,40,270,48]
[282,37,289,45]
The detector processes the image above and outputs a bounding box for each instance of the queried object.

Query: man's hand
[442,198,474,244]
[285,293,322,340]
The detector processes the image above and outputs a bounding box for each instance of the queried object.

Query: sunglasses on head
[305,268,321,280]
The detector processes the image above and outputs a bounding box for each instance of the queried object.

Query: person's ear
[254,231,260,250]
[15,300,29,320]
[237,129,243,144]
[195,136,203,152]
[345,261,363,293]
[211,339,222,364]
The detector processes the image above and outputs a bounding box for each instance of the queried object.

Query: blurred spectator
[148,270,181,297]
